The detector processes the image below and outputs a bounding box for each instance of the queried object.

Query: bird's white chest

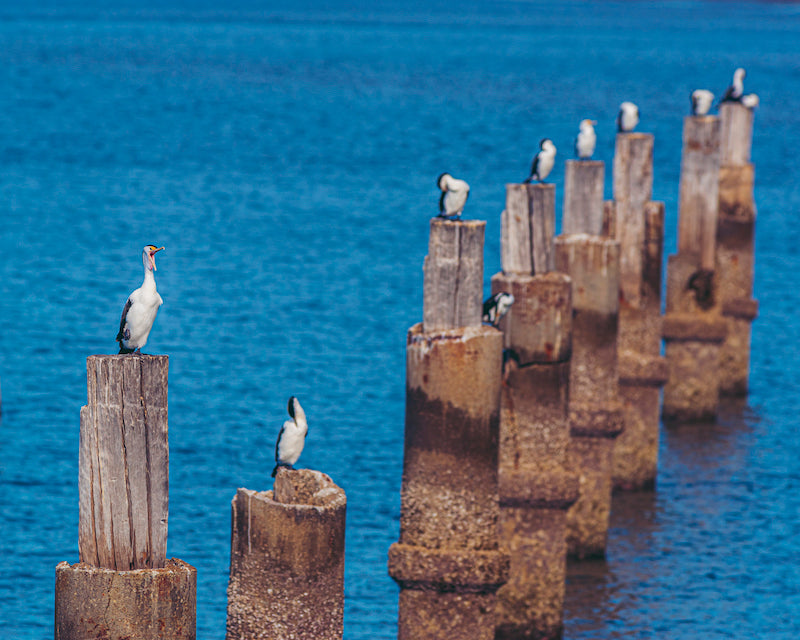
[125,286,163,339]
[278,419,308,465]
[577,130,596,157]
[444,184,469,215]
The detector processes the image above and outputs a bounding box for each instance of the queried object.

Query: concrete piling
[389,218,509,639]
[226,469,347,640]
[554,235,623,558]
[610,132,668,490]
[491,183,579,638]
[664,116,728,420]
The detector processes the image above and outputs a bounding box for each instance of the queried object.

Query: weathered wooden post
[226,468,347,639]
[554,235,623,558]
[55,354,197,640]
[563,160,605,235]
[663,116,728,420]
[491,183,579,639]
[716,101,758,395]
[609,133,668,490]
[388,218,509,640]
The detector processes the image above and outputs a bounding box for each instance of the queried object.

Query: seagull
[741,93,759,110]
[116,245,165,354]
[272,396,309,477]
[575,119,597,159]
[691,89,715,116]
[524,138,557,183]
[437,173,470,220]
[483,292,515,327]
[721,68,746,103]
[616,101,640,132]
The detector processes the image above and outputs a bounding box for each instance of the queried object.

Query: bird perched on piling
[741,93,759,110]
[524,138,557,183]
[437,173,470,220]
[575,119,597,159]
[272,396,309,477]
[721,68,746,103]
[116,245,165,354]
[691,89,715,116]
[482,292,515,327]
[616,102,640,132]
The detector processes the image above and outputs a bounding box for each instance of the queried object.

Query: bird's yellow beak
[152,246,165,253]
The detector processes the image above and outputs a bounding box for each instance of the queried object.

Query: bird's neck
[142,267,156,290]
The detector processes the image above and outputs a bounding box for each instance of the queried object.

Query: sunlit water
[1,1,799,638]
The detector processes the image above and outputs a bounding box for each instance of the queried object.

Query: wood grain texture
[501,184,532,275]
[423,219,485,332]
[528,183,555,274]
[678,116,721,271]
[613,133,653,309]
[563,160,605,235]
[719,101,753,166]
[78,354,169,570]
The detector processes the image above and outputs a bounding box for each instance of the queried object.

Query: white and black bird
[741,93,759,110]
[575,119,597,159]
[524,138,557,183]
[721,67,746,103]
[272,396,309,477]
[691,89,715,116]
[616,101,640,132]
[116,245,165,354]
[437,173,470,220]
[483,292,515,327]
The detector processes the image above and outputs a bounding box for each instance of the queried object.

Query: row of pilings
[52,101,756,639]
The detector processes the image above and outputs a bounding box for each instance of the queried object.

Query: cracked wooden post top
[563,160,605,236]
[423,218,485,332]
[501,183,555,276]
[79,354,169,571]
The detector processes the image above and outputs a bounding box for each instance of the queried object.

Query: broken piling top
[227,470,346,640]
[563,160,605,235]
[422,218,485,332]
[501,182,555,276]
[719,101,754,166]
[678,115,722,271]
[79,353,169,571]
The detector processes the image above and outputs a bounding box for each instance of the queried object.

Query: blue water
[1,1,799,638]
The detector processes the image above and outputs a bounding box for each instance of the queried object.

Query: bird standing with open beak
[116,245,165,354]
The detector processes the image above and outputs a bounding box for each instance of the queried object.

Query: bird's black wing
[438,190,446,214]
[483,294,497,317]
[574,136,579,158]
[274,424,285,463]
[525,154,540,183]
[115,298,133,342]
[691,94,698,115]
[616,110,622,132]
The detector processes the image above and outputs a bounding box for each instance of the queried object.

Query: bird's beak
[149,246,164,271]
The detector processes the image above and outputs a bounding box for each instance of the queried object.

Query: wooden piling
[226,470,346,640]
[716,101,758,395]
[490,271,578,640]
[57,353,197,640]
[608,131,668,490]
[501,183,555,275]
[389,219,508,639]
[563,160,605,236]
[423,219,484,332]
[554,235,623,558]
[664,116,728,420]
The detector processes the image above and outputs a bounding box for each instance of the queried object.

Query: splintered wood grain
[613,133,654,308]
[78,354,169,570]
[501,184,532,274]
[423,219,485,332]
[719,101,753,166]
[678,116,721,271]
[528,183,555,274]
[563,160,605,235]
[141,355,169,568]
[78,405,99,566]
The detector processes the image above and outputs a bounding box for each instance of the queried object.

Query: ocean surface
[1,1,799,638]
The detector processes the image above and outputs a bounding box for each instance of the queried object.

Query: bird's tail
[271,464,279,478]
[118,344,135,355]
